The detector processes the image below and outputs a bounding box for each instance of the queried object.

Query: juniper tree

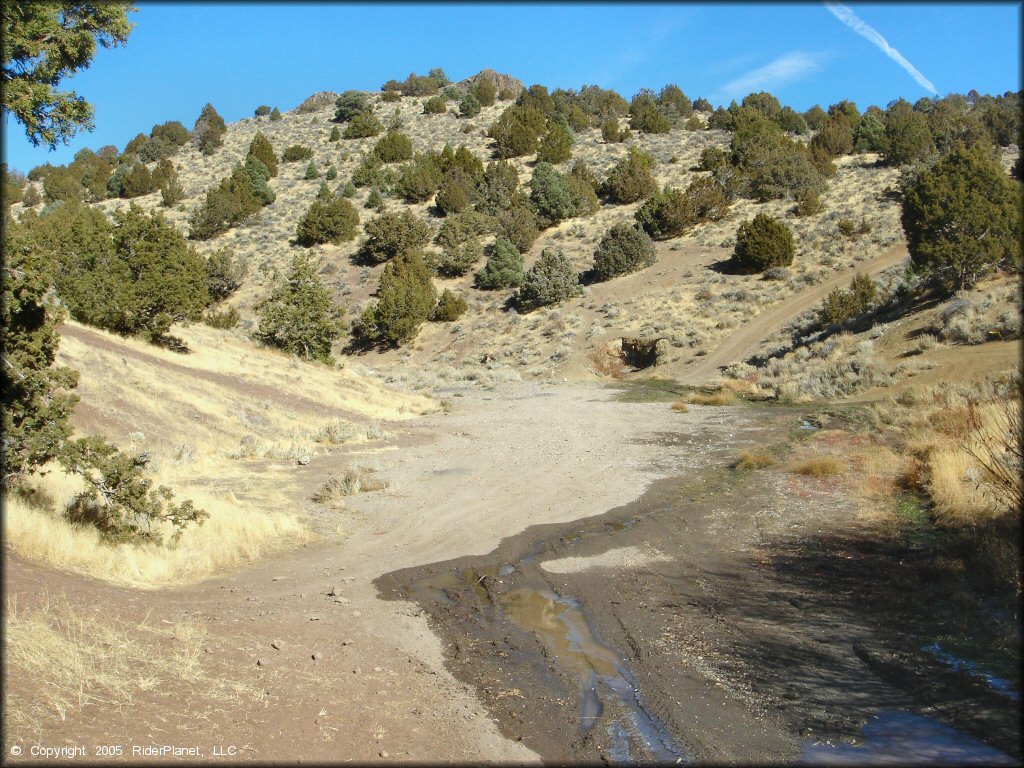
[253,253,344,362]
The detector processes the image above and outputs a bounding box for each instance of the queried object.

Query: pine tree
[193,103,227,155]
[253,253,344,362]
[352,251,436,347]
[247,132,279,177]
[515,249,582,311]
[1,212,80,485]
[475,237,524,290]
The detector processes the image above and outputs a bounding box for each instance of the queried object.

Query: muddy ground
[380,395,1021,765]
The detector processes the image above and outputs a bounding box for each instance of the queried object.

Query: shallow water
[496,586,683,764]
[801,710,1020,765]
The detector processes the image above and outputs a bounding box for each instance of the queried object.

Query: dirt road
[4,382,735,762]
[675,245,910,385]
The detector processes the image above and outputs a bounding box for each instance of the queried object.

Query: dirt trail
[5,381,737,763]
[674,245,909,385]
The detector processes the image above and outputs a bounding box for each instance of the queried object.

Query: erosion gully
[376,383,1020,765]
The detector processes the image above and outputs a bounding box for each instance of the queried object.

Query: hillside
[4,69,1021,764]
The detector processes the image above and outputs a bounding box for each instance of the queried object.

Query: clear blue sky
[3,2,1020,174]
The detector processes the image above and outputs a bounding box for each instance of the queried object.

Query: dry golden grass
[735,449,776,470]
[4,594,263,736]
[688,390,738,406]
[312,467,387,507]
[790,456,846,476]
[4,469,310,588]
[670,400,689,412]
[2,320,435,587]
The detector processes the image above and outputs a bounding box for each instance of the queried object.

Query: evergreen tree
[1,211,80,485]
[515,249,582,311]
[475,237,525,290]
[601,147,656,204]
[731,213,795,273]
[529,162,576,227]
[254,253,344,362]
[193,103,227,155]
[901,144,1021,290]
[592,223,656,280]
[295,193,360,246]
[358,209,432,264]
[247,132,279,177]
[352,251,436,347]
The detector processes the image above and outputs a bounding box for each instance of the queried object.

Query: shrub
[380,90,401,103]
[435,236,483,277]
[602,119,627,143]
[329,126,341,141]
[476,160,519,214]
[459,92,481,118]
[423,96,447,115]
[253,253,343,362]
[344,112,383,139]
[470,77,497,107]
[193,103,226,155]
[351,251,436,347]
[731,213,795,273]
[659,83,693,119]
[358,209,431,264]
[901,144,1021,291]
[635,186,696,240]
[366,188,384,210]
[854,112,886,153]
[537,123,572,164]
[475,237,524,290]
[394,152,443,203]
[693,97,712,112]
[496,204,540,253]
[529,162,576,227]
[341,180,356,198]
[352,152,386,188]
[205,247,247,301]
[435,168,478,215]
[61,436,207,544]
[592,223,656,281]
[435,209,493,250]
[334,90,371,123]
[270,107,282,121]
[432,289,468,321]
[601,147,656,204]
[881,99,934,166]
[42,166,85,202]
[325,164,337,180]
[204,304,240,329]
[188,164,269,241]
[255,105,271,117]
[810,116,854,158]
[247,132,279,177]
[282,145,313,162]
[566,173,599,217]
[150,120,190,146]
[304,161,319,180]
[488,105,545,158]
[793,190,825,216]
[629,91,671,133]
[295,193,360,246]
[515,248,582,311]
[374,129,413,163]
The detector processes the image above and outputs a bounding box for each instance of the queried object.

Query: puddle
[496,587,684,764]
[801,710,1019,764]
[922,642,1021,701]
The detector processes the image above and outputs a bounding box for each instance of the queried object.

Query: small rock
[327,586,341,596]
[353,667,362,674]
[257,658,271,667]
[334,597,351,605]
[312,651,323,661]
[352,610,361,617]
[341,639,353,646]
[309,615,320,621]
[379,751,389,759]
[373,666,383,673]
[297,456,311,466]
[271,640,282,650]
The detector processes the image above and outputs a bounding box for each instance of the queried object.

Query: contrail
[825,2,938,94]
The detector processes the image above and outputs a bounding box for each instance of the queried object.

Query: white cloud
[717,52,824,101]
[825,2,937,94]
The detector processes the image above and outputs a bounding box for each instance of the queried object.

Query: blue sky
[3,2,1020,174]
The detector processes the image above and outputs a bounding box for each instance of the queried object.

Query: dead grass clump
[791,456,845,476]
[312,467,386,506]
[670,400,689,412]
[735,449,776,470]
[688,389,737,406]
[4,595,262,737]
